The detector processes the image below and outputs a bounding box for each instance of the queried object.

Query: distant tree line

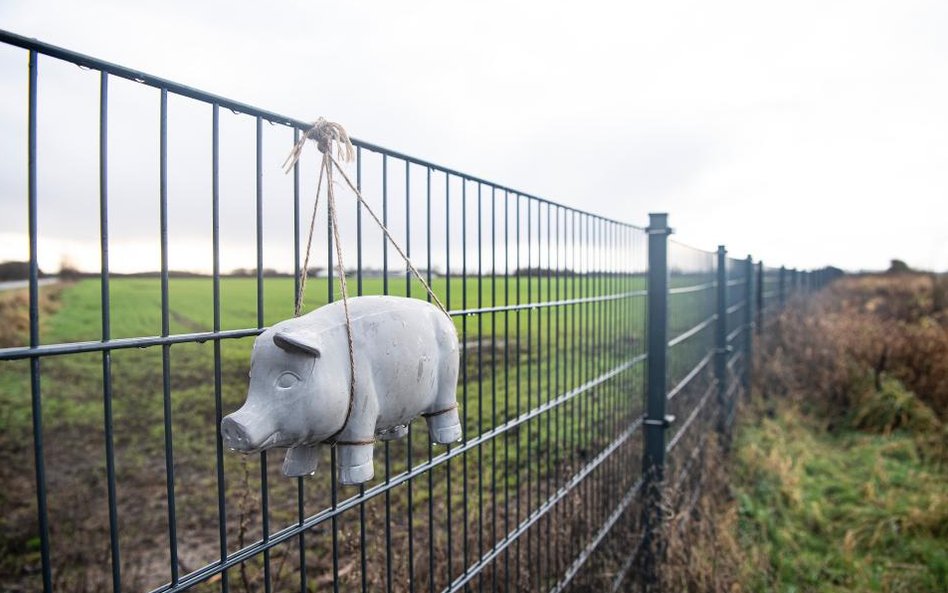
[0,261,45,281]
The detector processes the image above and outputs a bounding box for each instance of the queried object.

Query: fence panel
[0,29,838,593]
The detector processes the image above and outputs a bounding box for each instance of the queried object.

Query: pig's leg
[282,444,320,477]
[425,356,462,444]
[425,407,462,443]
[337,442,375,485]
[336,384,378,485]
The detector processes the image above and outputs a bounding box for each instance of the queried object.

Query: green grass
[28,275,644,343]
[735,404,948,593]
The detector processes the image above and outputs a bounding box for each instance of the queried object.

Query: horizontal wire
[665,381,716,454]
[666,350,714,402]
[449,289,647,317]
[0,328,262,361]
[725,301,745,316]
[667,313,716,348]
[668,281,714,295]
[726,323,746,345]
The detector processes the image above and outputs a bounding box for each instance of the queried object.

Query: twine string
[286,117,453,444]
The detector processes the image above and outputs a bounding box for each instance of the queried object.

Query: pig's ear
[273,332,322,358]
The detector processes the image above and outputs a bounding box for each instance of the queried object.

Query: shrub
[851,375,940,435]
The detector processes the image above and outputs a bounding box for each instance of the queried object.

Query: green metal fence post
[715,245,729,435]
[743,256,753,391]
[641,212,672,592]
[779,265,787,308]
[756,261,764,335]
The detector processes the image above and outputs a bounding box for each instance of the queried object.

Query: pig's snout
[221,411,274,453]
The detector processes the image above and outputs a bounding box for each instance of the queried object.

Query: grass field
[740,274,948,593]
[735,403,947,593]
[3,271,715,593]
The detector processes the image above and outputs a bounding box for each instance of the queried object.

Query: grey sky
[1,0,946,273]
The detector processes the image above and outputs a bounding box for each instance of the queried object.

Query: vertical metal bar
[383,155,389,295]
[382,154,393,593]
[442,174,452,593]
[326,148,339,593]
[755,261,764,336]
[401,160,414,592]
[406,161,411,295]
[357,147,363,296]
[98,71,121,593]
[211,104,230,593]
[158,88,180,586]
[502,190,511,592]
[641,212,670,591]
[426,168,431,297]
[292,126,305,593]
[420,166,436,593]
[425,167,454,583]
[330,446,340,593]
[525,197,532,585]
[489,185,498,593]
[514,193,522,585]
[293,128,302,315]
[581,211,589,566]
[254,116,272,593]
[26,48,52,593]
[743,256,753,392]
[358,149,367,593]
[553,206,566,571]
[569,209,577,567]
[209,106,231,589]
[255,117,265,329]
[461,178,470,589]
[476,181,484,591]
[544,202,553,589]
[714,246,728,435]
[778,265,786,309]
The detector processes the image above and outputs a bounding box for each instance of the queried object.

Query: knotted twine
[284,117,448,318]
[284,118,450,444]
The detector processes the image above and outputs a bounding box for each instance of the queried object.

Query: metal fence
[0,30,840,593]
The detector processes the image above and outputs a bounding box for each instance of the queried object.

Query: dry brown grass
[654,432,754,593]
[758,274,948,438]
[0,283,64,348]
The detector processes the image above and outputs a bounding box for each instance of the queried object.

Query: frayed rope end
[282,117,355,173]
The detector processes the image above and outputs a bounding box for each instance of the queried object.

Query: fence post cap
[646,212,672,234]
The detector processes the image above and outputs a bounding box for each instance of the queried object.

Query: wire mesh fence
[0,29,840,593]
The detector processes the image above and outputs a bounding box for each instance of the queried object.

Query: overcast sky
[1,0,946,273]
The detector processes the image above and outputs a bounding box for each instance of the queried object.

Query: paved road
[0,278,58,292]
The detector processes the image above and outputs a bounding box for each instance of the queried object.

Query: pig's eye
[276,371,300,389]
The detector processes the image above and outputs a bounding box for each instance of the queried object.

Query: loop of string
[285,118,449,319]
[284,117,452,443]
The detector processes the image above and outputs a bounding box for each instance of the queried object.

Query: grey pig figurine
[221,295,461,484]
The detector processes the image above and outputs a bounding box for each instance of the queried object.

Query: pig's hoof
[338,443,374,485]
[426,407,462,444]
[282,445,320,477]
[339,461,374,485]
[377,424,409,441]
